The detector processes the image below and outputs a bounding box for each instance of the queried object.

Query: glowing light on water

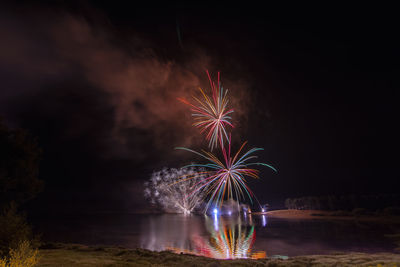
[194,217,264,259]
[165,216,267,260]
[213,211,219,231]
[262,215,267,227]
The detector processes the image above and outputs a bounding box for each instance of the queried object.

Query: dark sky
[1,2,399,212]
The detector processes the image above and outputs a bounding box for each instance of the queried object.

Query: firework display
[178,71,234,150]
[176,71,276,213]
[144,167,206,214]
[145,71,275,215]
[176,140,276,212]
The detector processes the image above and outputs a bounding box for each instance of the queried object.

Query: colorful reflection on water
[33,213,400,257]
[141,214,266,259]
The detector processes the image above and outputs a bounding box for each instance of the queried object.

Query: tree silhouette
[0,118,43,209]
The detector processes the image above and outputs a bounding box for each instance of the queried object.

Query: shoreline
[37,243,400,266]
[34,211,400,266]
[263,209,400,222]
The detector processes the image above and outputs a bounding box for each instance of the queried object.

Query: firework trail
[144,167,207,214]
[176,139,277,213]
[178,71,234,150]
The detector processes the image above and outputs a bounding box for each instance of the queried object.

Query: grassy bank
[36,243,400,267]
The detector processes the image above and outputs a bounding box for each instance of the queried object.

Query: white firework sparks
[144,167,206,214]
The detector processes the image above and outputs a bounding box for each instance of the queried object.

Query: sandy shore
[263,209,400,222]
[265,209,345,219]
[36,243,400,266]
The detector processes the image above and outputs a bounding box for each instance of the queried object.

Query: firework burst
[144,167,207,214]
[179,71,234,150]
[176,140,277,212]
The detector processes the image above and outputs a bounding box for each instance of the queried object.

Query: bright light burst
[144,167,207,214]
[179,71,233,150]
[176,140,277,212]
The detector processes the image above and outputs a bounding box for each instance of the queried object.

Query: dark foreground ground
[37,243,400,267]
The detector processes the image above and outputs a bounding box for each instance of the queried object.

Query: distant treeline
[284,194,400,211]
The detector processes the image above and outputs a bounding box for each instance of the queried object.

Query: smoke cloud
[0,7,251,165]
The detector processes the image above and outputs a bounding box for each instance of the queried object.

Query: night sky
[1,2,399,212]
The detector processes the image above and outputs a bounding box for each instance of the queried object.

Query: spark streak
[179,71,233,150]
[176,139,276,213]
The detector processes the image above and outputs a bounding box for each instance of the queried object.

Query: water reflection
[140,214,204,252]
[33,213,400,256]
[262,215,267,227]
[141,214,266,259]
[190,215,266,259]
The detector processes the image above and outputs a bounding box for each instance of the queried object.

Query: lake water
[33,213,400,259]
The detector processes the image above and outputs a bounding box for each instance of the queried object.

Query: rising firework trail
[178,71,234,150]
[176,138,277,213]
